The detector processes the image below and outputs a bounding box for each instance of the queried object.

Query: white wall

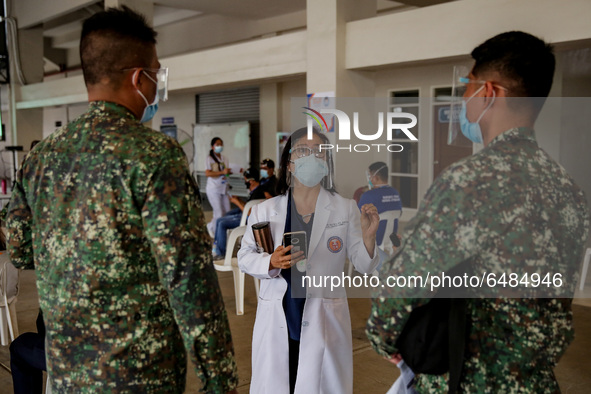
[346,0,591,70]
[150,91,197,171]
[42,103,88,138]
[43,107,68,139]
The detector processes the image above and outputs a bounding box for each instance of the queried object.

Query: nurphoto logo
[303,106,418,153]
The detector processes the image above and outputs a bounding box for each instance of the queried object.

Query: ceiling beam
[394,0,453,6]
[13,0,99,29]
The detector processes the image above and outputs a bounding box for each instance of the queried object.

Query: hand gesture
[360,203,379,238]
[385,353,403,366]
[269,245,304,270]
[360,203,379,257]
[229,195,240,205]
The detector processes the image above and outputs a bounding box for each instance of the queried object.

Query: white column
[306,0,376,97]
[260,83,280,164]
[306,0,378,197]
[12,27,44,167]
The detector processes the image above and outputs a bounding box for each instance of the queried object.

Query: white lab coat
[238,188,380,394]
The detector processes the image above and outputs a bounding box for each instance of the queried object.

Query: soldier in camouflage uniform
[6,7,238,393]
[367,31,589,393]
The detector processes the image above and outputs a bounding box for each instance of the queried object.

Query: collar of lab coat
[269,187,333,258]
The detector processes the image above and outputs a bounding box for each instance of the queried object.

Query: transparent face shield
[144,67,169,102]
[447,66,473,147]
[288,142,335,191]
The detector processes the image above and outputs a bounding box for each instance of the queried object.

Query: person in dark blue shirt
[358,162,402,245]
[259,158,278,198]
[213,168,267,258]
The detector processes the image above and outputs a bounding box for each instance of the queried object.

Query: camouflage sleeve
[141,148,238,392]
[6,167,34,269]
[367,169,478,357]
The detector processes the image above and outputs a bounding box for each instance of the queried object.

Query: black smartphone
[283,231,307,272]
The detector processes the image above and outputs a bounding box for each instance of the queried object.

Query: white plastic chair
[580,248,591,291]
[240,199,265,226]
[348,209,401,277]
[213,226,259,315]
[45,375,51,394]
[222,199,264,243]
[377,210,402,257]
[238,199,263,291]
[0,252,19,346]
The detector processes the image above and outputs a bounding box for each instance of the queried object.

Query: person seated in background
[10,310,46,394]
[358,162,402,245]
[212,168,268,258]
[259,158,278,198]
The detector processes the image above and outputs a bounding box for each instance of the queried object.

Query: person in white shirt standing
[205,137,232,237]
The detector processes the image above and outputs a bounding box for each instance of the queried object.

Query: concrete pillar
[13,27,44,166]
[306,0,376,97]
[306,0,378,197]
[260,83,280,164]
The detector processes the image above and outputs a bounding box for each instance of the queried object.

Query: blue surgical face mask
[293,155,328,187]
[136,70,159,123]
[459,85,495,144]
[260,169,269,179]
[214,145,223,154]
[367,176,374,190]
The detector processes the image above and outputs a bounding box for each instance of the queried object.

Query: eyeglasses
[456,77,508,96]
[289,146,326,159]
[123,67,169,101]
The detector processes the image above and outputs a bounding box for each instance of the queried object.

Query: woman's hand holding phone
[269,245,304,270]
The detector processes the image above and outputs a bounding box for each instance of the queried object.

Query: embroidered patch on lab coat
[327,236,343,253]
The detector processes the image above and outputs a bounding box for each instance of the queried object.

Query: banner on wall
[306,91,336,132]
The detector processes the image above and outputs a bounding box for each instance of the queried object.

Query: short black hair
[80,6,157,87]
[243,168,260,183]
[369,162,388,181]
[471,31,555,112]
[261,158,275,169]
[209,137,223,164]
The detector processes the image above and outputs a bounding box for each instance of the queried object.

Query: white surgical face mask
[292,155,328,187]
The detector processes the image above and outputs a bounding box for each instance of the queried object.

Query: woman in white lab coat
[238,127,380,394]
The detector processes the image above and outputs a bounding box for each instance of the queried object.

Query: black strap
[448,298,467,394]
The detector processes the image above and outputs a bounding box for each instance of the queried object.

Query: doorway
[433,103,472,179]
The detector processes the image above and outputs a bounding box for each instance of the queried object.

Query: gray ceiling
[36,0,455,71]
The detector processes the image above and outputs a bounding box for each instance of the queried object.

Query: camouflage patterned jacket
[367,127,589,393]
[6,101,238,393]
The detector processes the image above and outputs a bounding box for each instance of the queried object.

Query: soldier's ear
[131,69,142,88]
